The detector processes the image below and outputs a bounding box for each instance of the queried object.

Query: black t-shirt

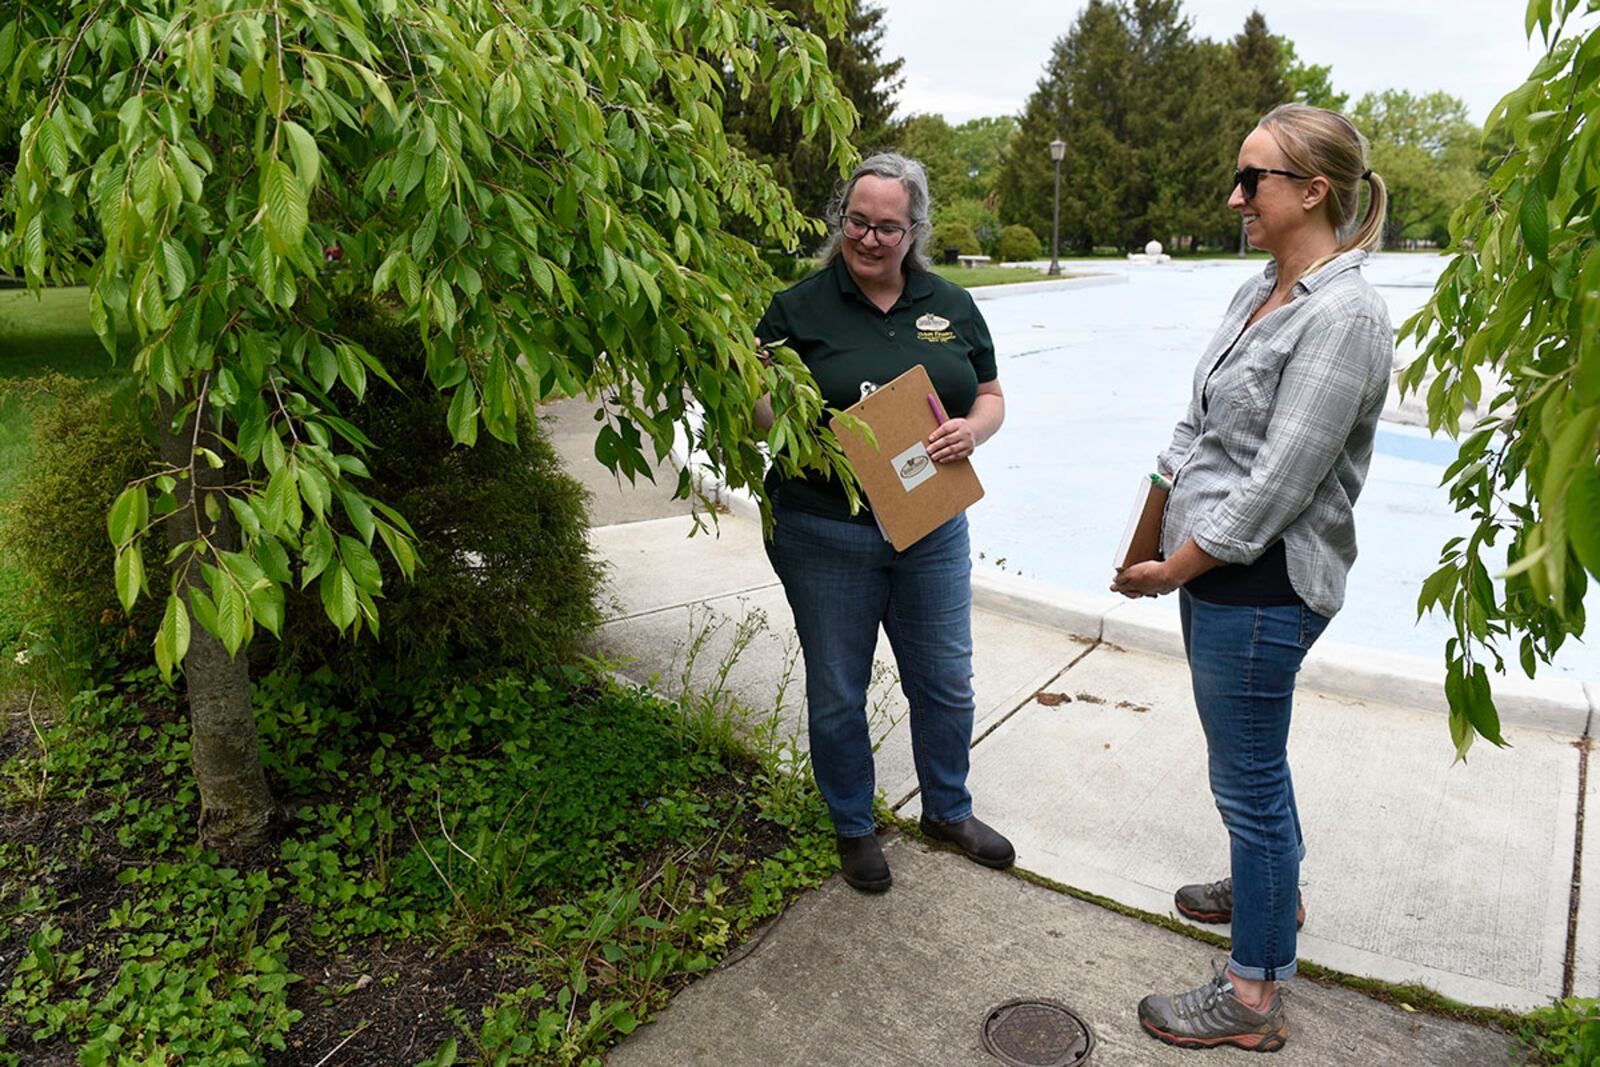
[755,258,998,522]
[1185,539,1301,606]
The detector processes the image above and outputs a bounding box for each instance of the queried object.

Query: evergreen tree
[723,0,905,229]
[997,1,1296,253]
[996,0,1137,252]
[1232,10,1290,115]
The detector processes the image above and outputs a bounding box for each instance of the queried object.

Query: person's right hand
[755,336,773,368]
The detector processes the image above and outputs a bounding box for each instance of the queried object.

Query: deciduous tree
[1,0,858,846]
[1400,0,1600,757]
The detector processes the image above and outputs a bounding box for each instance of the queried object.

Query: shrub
[997,224,1044,263]
[270,302,605,694]
[931,220,981,257]
[0,377,159,659]
[934,198,1000,255]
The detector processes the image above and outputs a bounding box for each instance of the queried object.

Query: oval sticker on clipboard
[890,441,938,492]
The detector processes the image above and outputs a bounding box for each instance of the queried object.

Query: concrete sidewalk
[541,396,1580,1062]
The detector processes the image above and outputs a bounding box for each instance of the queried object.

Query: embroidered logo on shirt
[915,314,956,343]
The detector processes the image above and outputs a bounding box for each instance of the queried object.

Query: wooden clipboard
[827,364,983,551]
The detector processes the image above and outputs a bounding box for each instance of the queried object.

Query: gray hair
[817,152,934,272]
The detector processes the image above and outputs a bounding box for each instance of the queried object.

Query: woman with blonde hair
[1111,103,1391,1052]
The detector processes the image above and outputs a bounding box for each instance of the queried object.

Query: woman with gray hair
[754,152,1011,892]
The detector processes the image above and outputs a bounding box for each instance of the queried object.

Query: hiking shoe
[1138,960,1289,1053]
[918,814,1015,869]
[836,832,892,893]
[1175,877,1305,930]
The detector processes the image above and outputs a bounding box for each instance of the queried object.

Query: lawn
[929,263,1052,287]
[0,287,122,381]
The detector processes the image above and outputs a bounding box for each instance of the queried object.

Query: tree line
[738,0,1495,257]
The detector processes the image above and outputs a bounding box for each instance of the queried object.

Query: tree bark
[159,390,277,850]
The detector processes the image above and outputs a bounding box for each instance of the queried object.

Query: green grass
[0,287,121,381]
[929,263,1055,287]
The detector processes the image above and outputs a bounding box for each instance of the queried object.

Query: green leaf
[1464,663,1507,747]
[336,343,369,401]
[155,594,191,683]
[301,522,335,588]
[309,344,339,393]
[352,63,398,120]
[228,496,262,539]
[262,160,308,255]
[117,96,143,145]
[218,580,248,656]
[1540,407,1600,513]
[39,112,70,177]
[336,485,376,545]
[248,578,285,637]
[320,564,359,631]
[108,486,149,545]
[1520,182,1549,264]
[115,545,145,613]
[297,463,331,521]
[263,464,296,535]
[1568,461,1600,581]
[282,119,320,191]
[257,535,293,585]
[447,382,479,446]
[190,21,214,115]
[340,534,383,592]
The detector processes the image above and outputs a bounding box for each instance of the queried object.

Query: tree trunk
[159,391,277,850]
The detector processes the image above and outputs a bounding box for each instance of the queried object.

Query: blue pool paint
[1373,428,1461,467]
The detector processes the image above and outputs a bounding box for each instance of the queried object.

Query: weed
[1519,998,1600,1065]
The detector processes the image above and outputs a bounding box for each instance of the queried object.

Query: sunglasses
[1233,166,1312,199]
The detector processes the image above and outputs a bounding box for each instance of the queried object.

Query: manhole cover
[980,998,1094,1067]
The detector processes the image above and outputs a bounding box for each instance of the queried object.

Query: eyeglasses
[1233,166,1312,199]
[840,214,910,247]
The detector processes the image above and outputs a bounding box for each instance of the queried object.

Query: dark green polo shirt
[756,257,998,522]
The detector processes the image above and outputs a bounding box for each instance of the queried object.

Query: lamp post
[1048,137,1066,276]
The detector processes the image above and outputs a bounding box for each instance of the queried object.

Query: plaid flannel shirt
[1157,249,1394,617]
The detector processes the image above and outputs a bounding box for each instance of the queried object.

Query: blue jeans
[765,502,976,837]
[1179,589,1330,982]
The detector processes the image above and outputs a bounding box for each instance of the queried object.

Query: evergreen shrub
[272,302,605,693]
[997,225,1044,262]
[931,221,981,256]
[935,198,1000,255]
[0,378,158,658]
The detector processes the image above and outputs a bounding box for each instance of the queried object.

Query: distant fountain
[1126,240,1171,265]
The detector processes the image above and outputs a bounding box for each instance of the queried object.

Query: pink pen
[927,392,946,426]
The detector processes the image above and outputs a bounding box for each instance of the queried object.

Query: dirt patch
[277,939,512,1066]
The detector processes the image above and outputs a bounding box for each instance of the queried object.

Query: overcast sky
[872,0,1548,129]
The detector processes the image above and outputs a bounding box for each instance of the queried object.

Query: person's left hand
[1111,560,1178,599]
[927,418,977,463]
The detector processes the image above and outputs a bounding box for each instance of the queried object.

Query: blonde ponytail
[1345,169,1387,253]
